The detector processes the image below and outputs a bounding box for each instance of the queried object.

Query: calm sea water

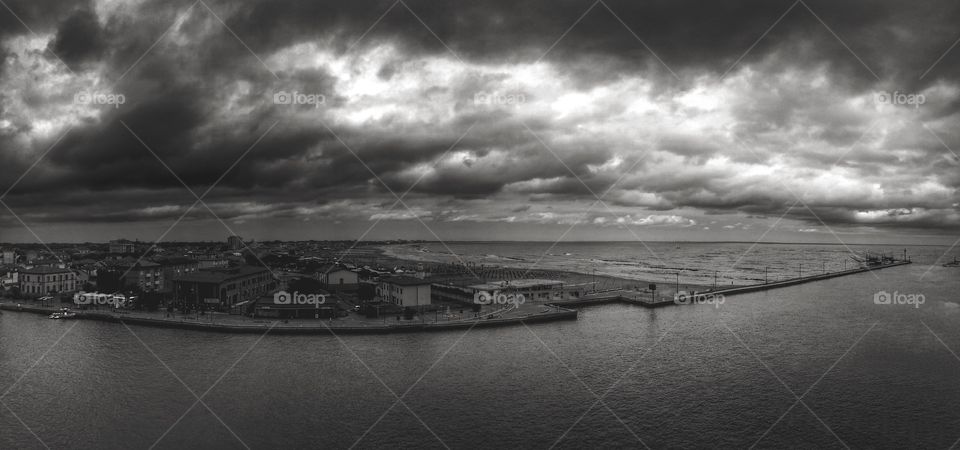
[382,242,957,286]
[2,244,960,449]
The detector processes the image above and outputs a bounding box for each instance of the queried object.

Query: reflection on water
[2,255,959,448]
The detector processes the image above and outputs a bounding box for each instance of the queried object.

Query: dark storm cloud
[1,0,959,234]
[224,0,960,85]
[0,0,87,39]
[47,5,107,70]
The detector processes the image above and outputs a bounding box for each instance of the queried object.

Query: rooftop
[466,279,564,290]
[172,265,272,284]
[21,266,73,274]
[151,256,198,266]
[382,276,433,286]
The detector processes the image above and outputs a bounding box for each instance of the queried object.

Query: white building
[20,266,77,297]
[377,277,431,308]
[317,265,359,289]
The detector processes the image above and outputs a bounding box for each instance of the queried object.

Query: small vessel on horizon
[850,251,900,268]
[48,308,76,320]
[944,257,960,267]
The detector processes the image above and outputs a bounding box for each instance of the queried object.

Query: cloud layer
[1,0,959,243]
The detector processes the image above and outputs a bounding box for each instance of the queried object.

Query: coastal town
[0,236,619,331]
[0,236,914,333]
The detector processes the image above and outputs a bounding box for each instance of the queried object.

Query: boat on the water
[944,257,960,267]
[850,251,899,268]
[48,308,76,320]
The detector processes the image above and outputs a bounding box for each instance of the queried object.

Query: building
[1,249,15,265]
[251,292,339,319]
[193,254,229,269]
[171,265,276,310]
[119,260,164,292]
[109,239,136,254]
[316,265,359,290]
[30,258,64,268]
[152,256,200,291]
[1,265,18,289]
[20,266,77,297]
[431,278,589,305]
[227,235,244,251]
[377,276,432,308]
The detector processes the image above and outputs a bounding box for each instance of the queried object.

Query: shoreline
[0,302,579,334]
[372,244,714,296]
[0,257,912,336]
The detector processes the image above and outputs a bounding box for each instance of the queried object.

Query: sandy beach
[370,244,713,297]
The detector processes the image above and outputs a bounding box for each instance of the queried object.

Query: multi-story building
[1,249,15,265]
[20,266,77,297]
[377,276,432,308]
[152,256,200,291]
[119,260,163,292]
[171,265,275,310]
[227,235,244,251]
[193,254,229,269]
[30,258,64,268]
[109,239,136,254]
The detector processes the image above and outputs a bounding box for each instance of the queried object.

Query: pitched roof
[382,276,432,286]
[171,265,272,283]
[21,266,73,274]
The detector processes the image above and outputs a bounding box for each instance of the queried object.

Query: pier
[551,260,912,309]
[0,261,911,333]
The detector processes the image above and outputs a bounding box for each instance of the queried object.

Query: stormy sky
[1,0,959,244]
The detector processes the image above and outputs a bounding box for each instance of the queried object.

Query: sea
[2,242,959,448]
[381,241,954,286]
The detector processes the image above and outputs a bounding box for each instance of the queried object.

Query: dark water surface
[2,256,959,449]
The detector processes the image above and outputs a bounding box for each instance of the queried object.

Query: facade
[30,258,64,268]
[171,266,275,309]
[227,235,244,250]
[20,266,77,297]
[119,261,164,292]
[432,279,589,305]
[1,266,18,288]
[152,256,200,291]
[377,277,432,308]
[252,293,338,319]
[194,254,229,269]
[109,239,136,254]
[1,249,15,265]
[317,265,359,290]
